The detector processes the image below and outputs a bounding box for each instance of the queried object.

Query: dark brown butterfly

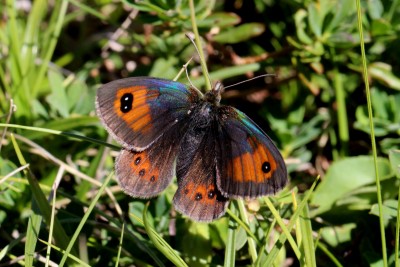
[96,77,287,222]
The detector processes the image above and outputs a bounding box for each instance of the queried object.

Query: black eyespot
[150,176,155,182]
[120,93,134,113]
[134,157,141,165]
[195,193,202,201]
[207,190,215,199]
[262,162,271,173]
[139,169,145,176]
[184,189,189,194]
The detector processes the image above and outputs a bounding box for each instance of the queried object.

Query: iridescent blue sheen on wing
[96,77,200,150]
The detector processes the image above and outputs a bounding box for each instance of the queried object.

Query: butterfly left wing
[215,106,287,198]
[173,124,229,222]
[96,77,200,151]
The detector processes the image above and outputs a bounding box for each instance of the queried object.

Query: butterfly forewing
[96,77,200,150]
[216,107,287,198]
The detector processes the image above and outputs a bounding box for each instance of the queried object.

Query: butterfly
[96,77,287,222]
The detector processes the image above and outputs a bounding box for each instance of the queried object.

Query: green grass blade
[224,202,238,267]
[39,239,90,267]
[10,134,77,261]
[237,199,258,262]
[388,149,400,267]
[262,177,319,266]
[142,203,188,267]
[333,68,349,157]
[298,201,316,267]
[265,197,301,259]
[10,133,41,267]
[58,171,113,266]
[115,223,124,267]
[316,242,344,267]
[188,0,211,91]
[0,123,119,149]
[225,206,260,244]
[31,0,68,96]
[25,203,42,267]
[355,1,387,266]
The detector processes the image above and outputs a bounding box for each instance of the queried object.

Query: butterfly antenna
[223,74,276,89]
[184,60,197,89]
[185,32,212,89]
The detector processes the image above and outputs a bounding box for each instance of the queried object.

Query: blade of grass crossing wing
[143,203,188,267]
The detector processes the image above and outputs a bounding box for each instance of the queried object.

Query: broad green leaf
[310,156,392,215]
[213,23,265,44]
[196,12,240,28]
[320,223,357,247]
[367,0,384,19]
[47,69,70,118]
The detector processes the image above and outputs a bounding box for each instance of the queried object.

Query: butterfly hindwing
[115,127,184,198]
[96,77,200,150]
[173,120,228,222]
[216,107,287,198]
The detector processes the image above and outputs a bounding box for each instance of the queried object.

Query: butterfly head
[204,82,224,105]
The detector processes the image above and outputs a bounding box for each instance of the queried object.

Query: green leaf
[308,3,322,37]
[213,23,265,44]
[46,69,70,118]
[371,19,393,36]
[310,156,393,215]
[320,223,357,247]
[367,0,384,19]
[196,12,240,28]
[294,9,313,45]
[369,62,400,90]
